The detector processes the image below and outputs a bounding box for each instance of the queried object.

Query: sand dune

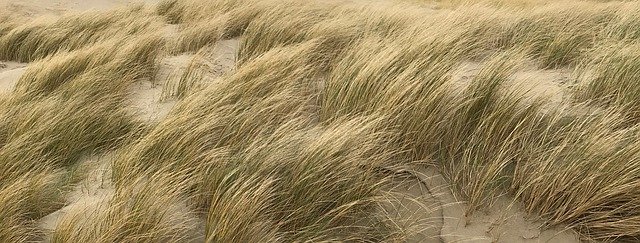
[2,0,639,242]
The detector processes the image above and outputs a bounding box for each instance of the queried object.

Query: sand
[385,165,581,243]
[128,79,178,123]
[2,0,583,242]
[0,62,28,94]
[0,0,161,16]
[128,38,239,123]
[420,167,580,243]
[38,153,114,242]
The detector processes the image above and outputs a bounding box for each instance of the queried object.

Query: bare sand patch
[156,54,195,87]
[413,166,581,243]
[160,38,240,99]
[382,170,444,243]
[381,165,581,242]
[451,60,573,109]
[0,62,28,94]
[510,68,572,107]
[129,38,240,124]
[38,153,114,236]
[0,0,162,16]
[128,80,177,123]
[125,53,192,124]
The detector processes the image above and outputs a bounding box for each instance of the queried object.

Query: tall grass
[0,11,21,38]
[0,6,162,62]
[0,7,162,242]
[200,118,399,242]
[48,42,411,241]
[510,107,640,241]
[0,72,141,242]
[172,16,227,54]
[113,42,322,182]
[51,172,201,243]
[575,42,640,124]
[4,0,640,241]
[0,171,64,242]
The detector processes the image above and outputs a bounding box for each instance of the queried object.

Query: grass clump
[54,41,409,241]
[511,108,640,241]
[51,172,201,243]
[0,8,163,241]
[575,42,640,124]
[0,171,65,242]
[172,16,227,54]
[201,118,399,242]
[0,6,161,62]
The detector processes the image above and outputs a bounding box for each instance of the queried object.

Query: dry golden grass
[0,6,162,62]
[51,172,200,243]
[0,7,162,241]
[0,171,64,242]
[575,42,640,124]
[3,0,640,242]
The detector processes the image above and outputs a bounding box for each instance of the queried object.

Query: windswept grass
[200,117,399,242]
[0,72,141,242]
[575,42,640,124]
[156,0,254,25]
[0,171,64,242]
[0,7,163,241]
[51,172,200,243]
[511,108,640,241]
[114,42,323,182]
[10,33,162,100]
[172,16,227,54]
[5,0,640,242]
[0,6,162,62]
[0,11,21,38]
[48,42,408,241]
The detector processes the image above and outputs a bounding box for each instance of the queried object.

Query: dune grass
[0,70,142,242]
[4,0,640,242]
[511,108,640,240]
[0,6,162,62]
[199,117,399,242]
[172,16,227,54]
[0,7,163,241]
[0,171,65,242]
[575,42,640,124]
[50,42,406,241]
[51,172,201,243]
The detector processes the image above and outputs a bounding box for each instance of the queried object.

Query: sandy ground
[452,61,570,108]
[1,0,583,242]
[128,38,239,123]
[0,62,27,94]
[420,167,579,243]
[128,78,178,123]
[386,165,580,243]
[0,0,161,17]
[38,153,115,235]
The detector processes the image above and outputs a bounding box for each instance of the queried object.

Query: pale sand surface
[38,153,115,234]
[2,0,583,242]
[0,62,28,94]
[128,79,178,123]
[0,0,161,16]
[387,165,580,243]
